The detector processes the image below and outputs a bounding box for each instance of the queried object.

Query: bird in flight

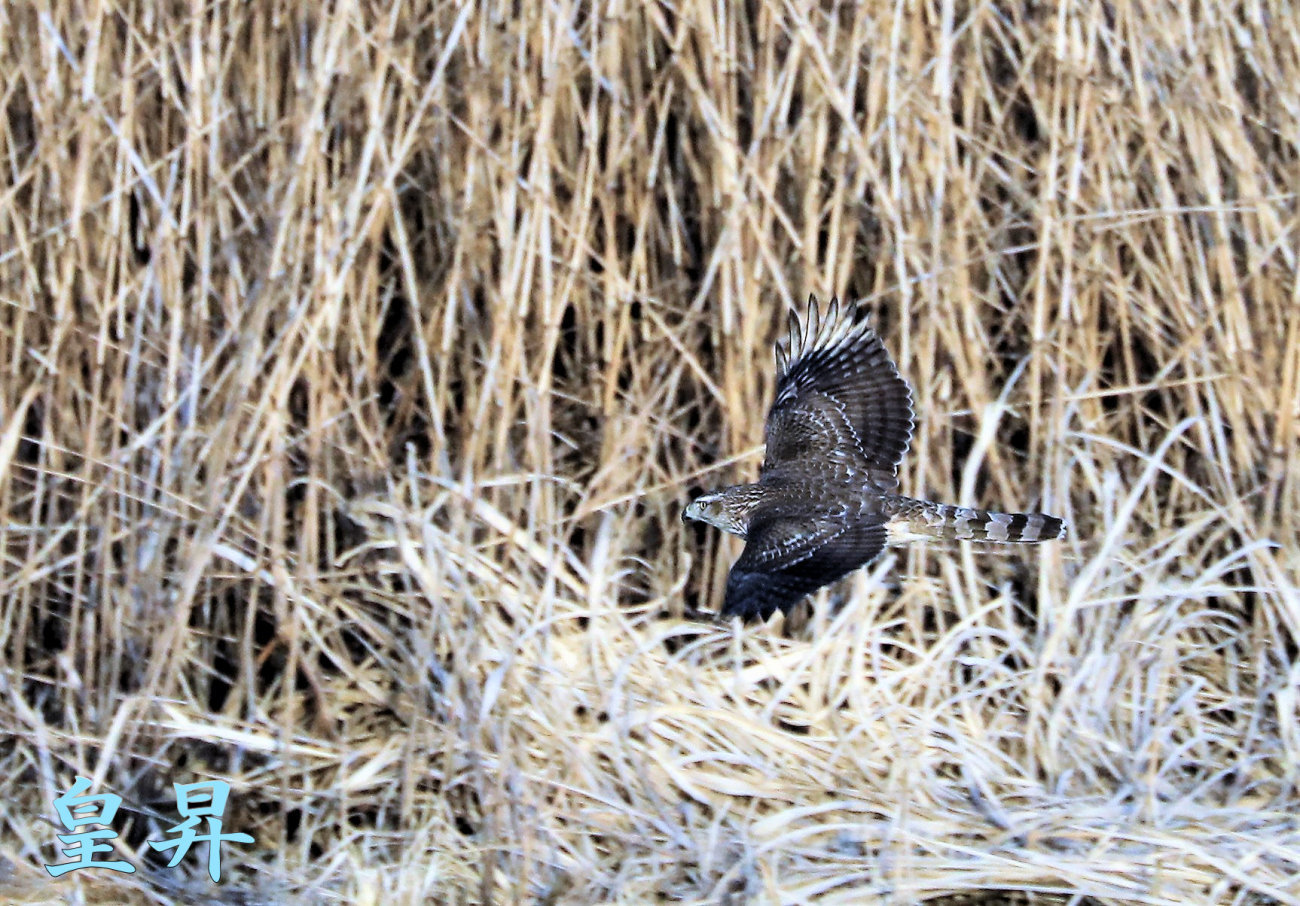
[683,295,1066,622]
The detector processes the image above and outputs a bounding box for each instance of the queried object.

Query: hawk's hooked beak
[682,498,701,523]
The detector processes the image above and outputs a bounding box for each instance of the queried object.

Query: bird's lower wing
[721,519,887,622]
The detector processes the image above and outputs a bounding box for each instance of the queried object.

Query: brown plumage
[683,295,1066,622]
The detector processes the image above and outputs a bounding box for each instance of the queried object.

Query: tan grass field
[2,1,1298,903]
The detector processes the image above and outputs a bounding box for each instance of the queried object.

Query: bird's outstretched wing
[762,295,914,490]
[721,515,888,621]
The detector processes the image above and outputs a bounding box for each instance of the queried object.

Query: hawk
[684,295,1066,622]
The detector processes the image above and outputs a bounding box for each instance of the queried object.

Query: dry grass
[1,0,1298,903]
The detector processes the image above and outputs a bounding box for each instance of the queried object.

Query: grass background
[1,0,1298,903]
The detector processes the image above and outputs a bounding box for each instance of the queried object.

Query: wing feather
[762,295,914,490]
[721,516,888,621]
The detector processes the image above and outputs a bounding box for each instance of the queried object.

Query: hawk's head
[682,491,751,538]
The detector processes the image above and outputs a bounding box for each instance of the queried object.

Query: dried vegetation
[1,0,1298,903]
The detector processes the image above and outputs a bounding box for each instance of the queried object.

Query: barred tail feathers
[883,496,1066,544]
